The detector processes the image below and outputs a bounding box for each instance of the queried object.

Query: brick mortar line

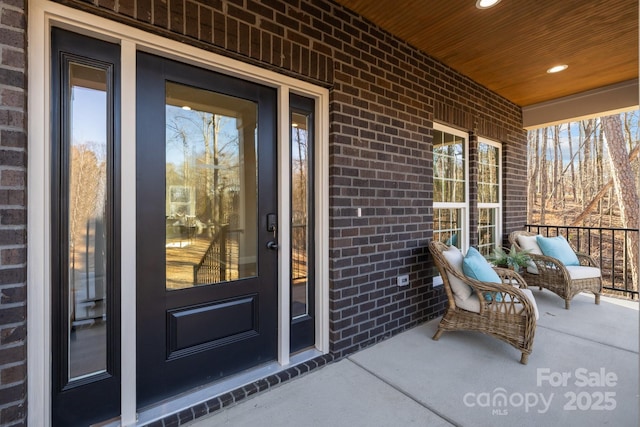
[0,400,27,413]
[0,245,25,250]
[0,358,24,369]
[0,3,24,11]
[0,301,26,310]
[0,25,24,33]
[0,104,25,111]
[0,66,26,74]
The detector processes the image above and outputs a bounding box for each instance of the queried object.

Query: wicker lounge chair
[509,230,602,309]
[429,241,537,364]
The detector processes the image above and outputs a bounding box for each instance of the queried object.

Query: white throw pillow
[518,234,543,254]
[454,293,480,313]
[441,245,473,300]
[518,234,543,274]
[526,262,539,275]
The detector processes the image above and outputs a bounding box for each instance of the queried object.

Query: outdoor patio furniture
[428,241,537,364]
[509,230,602,309]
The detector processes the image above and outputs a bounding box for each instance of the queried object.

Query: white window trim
[477,137,503,251]
[433,122,470,253]
[28,1,329,425]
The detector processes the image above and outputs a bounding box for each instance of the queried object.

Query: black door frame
[289,93,316,353]
[50,28,121,427]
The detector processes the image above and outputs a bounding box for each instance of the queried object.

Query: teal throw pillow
[445,233,458,247]
[536,235,580,266]
[462,247,502,302]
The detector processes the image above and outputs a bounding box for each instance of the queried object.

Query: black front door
[136,52,278,407]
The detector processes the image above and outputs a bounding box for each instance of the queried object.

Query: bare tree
[602,114,639,291]
[582,120,594,217]
[69,143,106,302]
[570,143,639,226]
[69,144,105,263]
[567,122,576,201]
[596,122,605,227]
[527,130,539,223]
[539,127,548,223]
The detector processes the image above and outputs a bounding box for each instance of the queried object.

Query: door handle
[266,213,278,250]
[266,213,277,232]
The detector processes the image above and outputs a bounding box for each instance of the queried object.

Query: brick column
[0,1,27,425]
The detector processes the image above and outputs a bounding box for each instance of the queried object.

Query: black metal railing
[526,224,638,299]
[193,225,229,285]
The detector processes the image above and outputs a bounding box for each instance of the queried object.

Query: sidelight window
[51,28,121,426]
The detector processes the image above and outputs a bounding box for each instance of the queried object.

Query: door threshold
[136,349,324,426]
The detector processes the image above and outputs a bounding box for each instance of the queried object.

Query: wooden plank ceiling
[333,0,638,107]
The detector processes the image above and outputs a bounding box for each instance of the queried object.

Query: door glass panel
[291,112,310,318]
[68,62,108,380]
[165,82,258,290]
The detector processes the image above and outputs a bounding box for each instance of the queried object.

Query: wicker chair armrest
[493,267,528,289]
[576,252,600,268]
[465,277,536,317]
[528,253,566,272]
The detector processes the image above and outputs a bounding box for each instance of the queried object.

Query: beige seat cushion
[441,246,473,300]
[565,266,601,280]
[455,293,480,312]
[501,288,539,320]
[455,288,539,320]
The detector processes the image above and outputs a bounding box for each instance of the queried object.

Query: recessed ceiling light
[547,64,568,74]
[181,105,192,110]
[476,0,501,9]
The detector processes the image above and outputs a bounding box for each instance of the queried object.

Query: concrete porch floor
[188,291,639,427]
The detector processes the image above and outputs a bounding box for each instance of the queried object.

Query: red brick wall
[0,0,27,425]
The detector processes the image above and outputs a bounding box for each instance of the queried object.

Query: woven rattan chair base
[433,307,534,364]
[429,241,536,365]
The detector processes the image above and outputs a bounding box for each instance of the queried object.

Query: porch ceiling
[334,0,638,113]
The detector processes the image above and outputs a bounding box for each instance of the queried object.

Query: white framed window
[477,138,502,256]
[433,123,469,252]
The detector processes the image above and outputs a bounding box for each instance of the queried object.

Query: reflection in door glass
[165,82,258,289]
[68,62,108,380]
[291,112,310,318]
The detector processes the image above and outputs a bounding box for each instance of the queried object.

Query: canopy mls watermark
[463,367,619,416]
